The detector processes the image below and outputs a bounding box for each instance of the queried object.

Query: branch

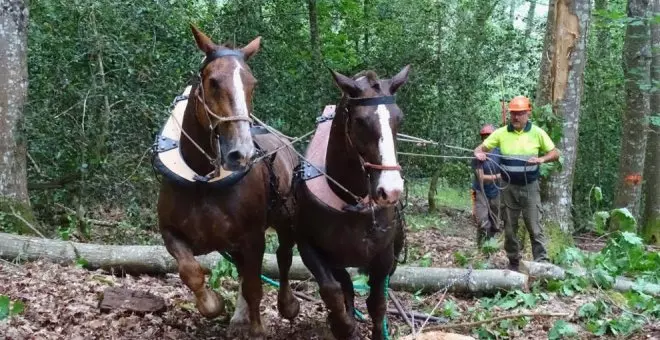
[420,312,570,332]
[9,207,45,238]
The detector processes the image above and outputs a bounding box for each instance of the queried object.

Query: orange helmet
[508,96,532,112]
[479,124,495,136]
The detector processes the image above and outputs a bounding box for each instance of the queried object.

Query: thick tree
[0,0,35,234]
[535,0,592,232]
[615,0,651,219]
[642,0,660,244]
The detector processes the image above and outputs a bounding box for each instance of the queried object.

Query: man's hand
[475,151,487,161]
[527,157,544,164]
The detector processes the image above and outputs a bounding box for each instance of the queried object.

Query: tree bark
[535,0,592,232]
[523,0,537,41]
[307,0,322,67]
[642,0,660,244]
[1,232,658,296]
[0,0,30,204]
[615,0,651,219]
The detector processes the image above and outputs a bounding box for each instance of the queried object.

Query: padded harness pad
[302,105,353,211]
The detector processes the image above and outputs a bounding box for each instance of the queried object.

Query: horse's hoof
[195,289,224,318]
[230,292,251,325]
[277,291,300,320]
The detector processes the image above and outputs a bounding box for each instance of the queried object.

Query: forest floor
[1,185,659,339]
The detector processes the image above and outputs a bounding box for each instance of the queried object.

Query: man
[473,96,560,271]
[471,124,502,246]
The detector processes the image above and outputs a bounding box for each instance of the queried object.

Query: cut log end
[98,287,166,314]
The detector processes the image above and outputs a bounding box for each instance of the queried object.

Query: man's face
[509,110,530,130]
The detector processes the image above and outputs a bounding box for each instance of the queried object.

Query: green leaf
[498,298,519,310]
[609,208,638,232]
[592,186,603,203]
[11,300,24,316]
[0,295,9,320]
[577,302,598,318]
[620,231,643,246]
[548,320,579,339]
[591,268,615,289]
[520,292,538,308]
[593,211,610,234]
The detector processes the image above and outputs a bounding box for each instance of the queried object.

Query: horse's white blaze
[376,104,404,194]
[230,279,250,324]
[230,59,253,157]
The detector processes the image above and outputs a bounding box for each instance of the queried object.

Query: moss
[546,221,574,263]
[0,197,40,235]
[642,216,660,246]
[514,221,573,262]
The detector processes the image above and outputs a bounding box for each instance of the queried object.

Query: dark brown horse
[154,26,299,339]
[292,66,410,339]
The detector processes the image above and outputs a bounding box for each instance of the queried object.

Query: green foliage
[548,320,579,339]
[0,295,25,321]
[441,299,461,320]
[209,257,238,291]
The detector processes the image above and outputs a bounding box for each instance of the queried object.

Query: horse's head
[330,65,411,207]
[191,25,261,172]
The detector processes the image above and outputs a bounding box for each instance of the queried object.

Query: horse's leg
[230,235,267,339]
[162,229,223,318]
[330,268,355,319]
[274,227,300,320]
[366,248,395,340]
[297,241,358,340]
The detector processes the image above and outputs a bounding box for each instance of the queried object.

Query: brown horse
[292,66,410,339]
[154,26,299,339]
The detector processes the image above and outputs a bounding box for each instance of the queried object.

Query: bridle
[192,48,255,172]
[343,95,402,172]
[195,48,254,130]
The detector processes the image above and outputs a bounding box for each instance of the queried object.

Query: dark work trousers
[502,180,548,263]
[471,189,501,245]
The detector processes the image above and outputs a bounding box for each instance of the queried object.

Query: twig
[386,308,446,324]
[27,151,43,177]
[9,206,45,238]
[0,258,23,271]
[293,291,319,303]
[388,289,414,329]
[416,287,449,335]
[420,312,570,333]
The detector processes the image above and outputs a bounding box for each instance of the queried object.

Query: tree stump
[98,287,166,314]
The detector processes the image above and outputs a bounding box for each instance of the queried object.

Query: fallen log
[1,232,656,296]
[0,232,525,294]
[521,260,660,296]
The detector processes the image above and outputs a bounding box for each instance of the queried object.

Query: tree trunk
[0,0,36,235]
[307,0,322,67]
[642,0,660,244]
[2,232,658,296]
[523,0,536,41]
[510,0,518,24]
[535,0,592,233]
[615,0,651,219]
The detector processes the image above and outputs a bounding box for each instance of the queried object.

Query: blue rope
[384,275,390,340]
[219,252,367,320]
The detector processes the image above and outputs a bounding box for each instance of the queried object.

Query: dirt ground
[1,206,659,339]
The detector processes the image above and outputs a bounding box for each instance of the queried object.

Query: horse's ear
[329,69,360,97]
[190,24,216,54]
[241,36,261,61]
[389,64,411,94]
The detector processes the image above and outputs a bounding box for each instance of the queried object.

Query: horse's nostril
[227,150,243,163]
[377,187,387,200]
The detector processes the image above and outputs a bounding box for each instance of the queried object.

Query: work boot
[507,259,520,272]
